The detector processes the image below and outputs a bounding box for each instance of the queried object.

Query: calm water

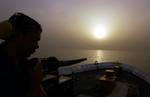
[32,48,150,74]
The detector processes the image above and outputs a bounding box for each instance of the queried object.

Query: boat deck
[70,69,150,97]
[43,62,150,97]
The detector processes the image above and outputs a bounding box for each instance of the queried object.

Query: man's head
[5,12,42,58]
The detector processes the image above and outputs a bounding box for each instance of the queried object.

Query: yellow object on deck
[97,69,117,92]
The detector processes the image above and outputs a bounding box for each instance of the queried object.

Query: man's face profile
[17,30,41,58]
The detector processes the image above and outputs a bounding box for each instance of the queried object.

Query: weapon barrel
[60,58,87,66]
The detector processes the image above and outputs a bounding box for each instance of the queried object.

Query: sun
[92,25,107,39]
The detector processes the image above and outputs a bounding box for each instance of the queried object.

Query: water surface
[32,48,150,74]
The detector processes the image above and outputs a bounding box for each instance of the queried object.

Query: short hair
[8,12,42,35]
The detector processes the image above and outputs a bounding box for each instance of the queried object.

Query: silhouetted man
[0,12,47,97]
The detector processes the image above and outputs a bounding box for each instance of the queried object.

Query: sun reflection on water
[94,50,104,63]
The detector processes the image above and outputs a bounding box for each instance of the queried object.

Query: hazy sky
[0,0,150,52]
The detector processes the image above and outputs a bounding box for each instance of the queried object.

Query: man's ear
[14,32,25,42]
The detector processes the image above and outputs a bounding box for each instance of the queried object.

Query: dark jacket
[0,42,30,97]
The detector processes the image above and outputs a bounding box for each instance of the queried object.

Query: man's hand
[31,63,44,84]
[28,58,44,84]
[27,58,47,97]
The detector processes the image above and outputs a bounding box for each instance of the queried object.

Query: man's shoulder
[0,43,11,70]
